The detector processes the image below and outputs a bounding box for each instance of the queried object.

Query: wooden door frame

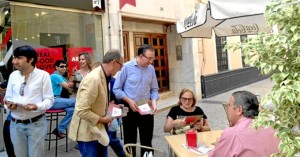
[133,32,169,92]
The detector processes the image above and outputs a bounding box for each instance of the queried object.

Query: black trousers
[122,106,154,157]
[3,120,16,157]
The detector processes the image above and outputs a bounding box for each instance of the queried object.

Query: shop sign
[93,0,101,8]
[67,47,93,77]
[35,48,63,74]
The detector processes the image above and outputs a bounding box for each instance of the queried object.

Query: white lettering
[71,56,79,62]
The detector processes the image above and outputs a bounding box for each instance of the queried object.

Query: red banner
[0,27,11,51]
[119,0,136,10]
[67,47,93,77]
[35,48,63,74]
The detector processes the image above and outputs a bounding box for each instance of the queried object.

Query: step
[159,91,175,99]
[157,91,178,113]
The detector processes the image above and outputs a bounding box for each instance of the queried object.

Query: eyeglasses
[19,82,26,96]
[115,60,123,67]
[58,65,67,68]
[181,97,193,102]
[142,54,155,61]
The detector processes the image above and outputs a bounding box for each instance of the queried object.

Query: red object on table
[186,129,197,148]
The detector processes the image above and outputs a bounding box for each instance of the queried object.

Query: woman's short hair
[177,88,196,107]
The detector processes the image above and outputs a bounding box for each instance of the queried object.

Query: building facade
[0,0,256,102]
[0,0,266,151]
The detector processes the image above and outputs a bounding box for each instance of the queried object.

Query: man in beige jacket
[69,49,124,157]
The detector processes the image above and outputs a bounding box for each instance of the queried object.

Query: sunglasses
[58,65,67,68]
[19,82,26,96]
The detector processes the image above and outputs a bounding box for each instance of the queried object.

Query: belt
[12,114,44,124]
[54,95,60,98]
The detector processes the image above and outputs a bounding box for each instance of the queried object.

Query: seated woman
[164,88,210,134]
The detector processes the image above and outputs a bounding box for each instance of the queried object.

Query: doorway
[133,33,169,92]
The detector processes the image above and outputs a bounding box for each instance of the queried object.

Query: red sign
[119,0,136,10]
[67,47,93,77]
[35,48,63,74]
[0,27,11,51]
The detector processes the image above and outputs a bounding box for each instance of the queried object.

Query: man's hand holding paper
[136,100,153,115]
[108,101,129,118]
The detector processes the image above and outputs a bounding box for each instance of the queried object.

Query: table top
[164,130,223,157]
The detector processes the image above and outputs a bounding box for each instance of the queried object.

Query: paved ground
[0,78,274,157]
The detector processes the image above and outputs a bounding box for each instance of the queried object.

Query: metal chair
[123,143,167,157]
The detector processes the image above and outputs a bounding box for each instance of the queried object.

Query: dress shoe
[52,128,66,139]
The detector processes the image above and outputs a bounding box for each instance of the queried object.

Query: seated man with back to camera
[50,60,75,138]
[209,91,280,157]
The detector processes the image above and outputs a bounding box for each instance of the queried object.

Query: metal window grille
[216,36,228,72]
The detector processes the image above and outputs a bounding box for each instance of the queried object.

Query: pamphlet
[136,100,153,115]
[111,107,122,117]
[181,143,212,155]
[107,103,122,118]
[184,115,203,124]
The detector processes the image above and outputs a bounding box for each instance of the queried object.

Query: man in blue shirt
[50,60,75,138]
[113,44,159,157]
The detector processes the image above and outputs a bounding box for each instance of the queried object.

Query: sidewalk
[0,78,274,157]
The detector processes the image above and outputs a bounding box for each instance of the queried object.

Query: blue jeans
[104,131,125,157]
[50,97,75,132]
[78,141,106,157]
[10,116,47,157]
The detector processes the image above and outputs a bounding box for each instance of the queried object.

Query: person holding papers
[164,88,211,134]
[113,44,159,157]
[69,49,124,157]
[4,45,54,157]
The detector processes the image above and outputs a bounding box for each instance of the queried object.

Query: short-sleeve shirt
[50,72,67,96]
[167,105,207,120]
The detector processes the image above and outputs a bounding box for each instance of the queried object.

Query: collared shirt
[209,117,280,157]
[4,68,54,120]
[113,59,159,102]
[50,71,67,96]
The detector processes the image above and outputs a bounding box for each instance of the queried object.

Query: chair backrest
[123,143,167,157]
[222,102,232,127]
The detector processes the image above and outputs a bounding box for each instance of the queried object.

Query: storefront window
[10,4,104,74]
[0,2,12,66]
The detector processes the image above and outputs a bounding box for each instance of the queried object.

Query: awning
[177,0,271,38]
